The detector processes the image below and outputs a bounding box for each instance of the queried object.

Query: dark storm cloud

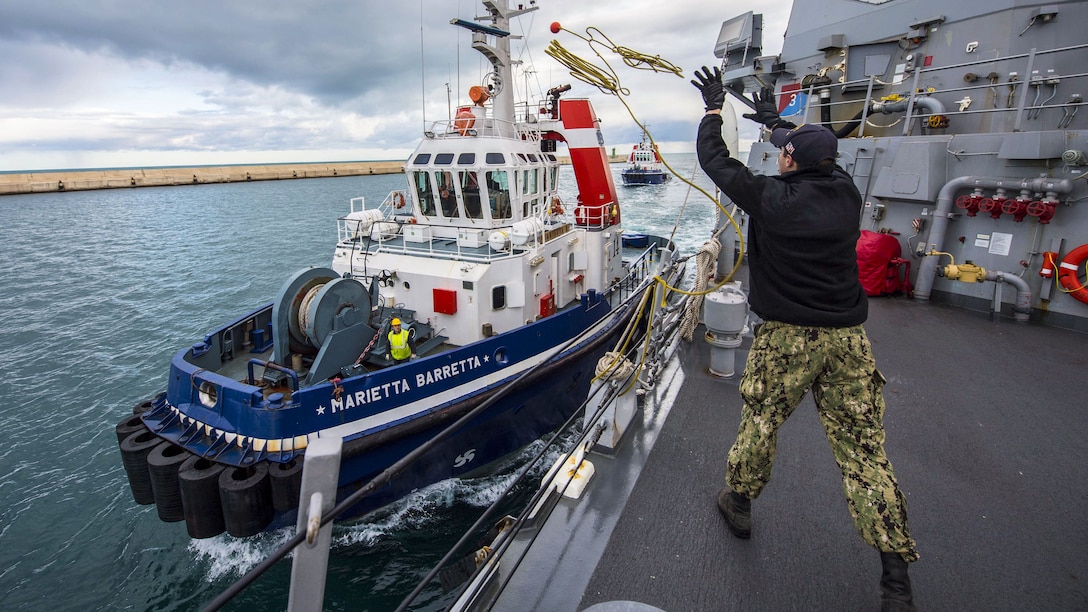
[0,0,788,169]
[0,1,461,106]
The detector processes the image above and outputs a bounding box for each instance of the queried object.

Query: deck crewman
[386,318,417,364]
[692,66,920,611]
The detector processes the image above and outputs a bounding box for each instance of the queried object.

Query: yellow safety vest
[388,329,412,360]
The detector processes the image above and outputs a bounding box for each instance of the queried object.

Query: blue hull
[331,327,616,519]
[134,286,646,531]
[621,170,670,185]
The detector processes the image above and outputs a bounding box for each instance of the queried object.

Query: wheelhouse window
[491,285,507,310]
[486,170,511,220]
[521,169,538,195]
[413,171,436,216]
[437,171,458,218]
[461,171,483,219]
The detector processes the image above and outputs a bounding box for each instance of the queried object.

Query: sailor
[438,171,459,218]
[386,318,417,364]
[691,66,919,611]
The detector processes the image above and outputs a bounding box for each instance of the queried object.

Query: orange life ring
[454,108,475,136]
[392,191,407,209]
[550,197,564,216]
[1057,243,1088,305]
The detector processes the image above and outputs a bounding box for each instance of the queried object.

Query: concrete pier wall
[0,155,625,196]
[0,161,405,196]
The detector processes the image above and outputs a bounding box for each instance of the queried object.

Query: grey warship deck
[485,296,1088,611]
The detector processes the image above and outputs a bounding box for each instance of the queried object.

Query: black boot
[716,488,751,539]
[879,552,915,612]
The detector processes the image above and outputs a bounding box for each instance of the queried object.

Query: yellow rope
[1055,257,1088,293]
[551,22,751,381]
[547,25,746,295]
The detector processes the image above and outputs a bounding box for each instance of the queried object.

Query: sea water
[0,155,718,610]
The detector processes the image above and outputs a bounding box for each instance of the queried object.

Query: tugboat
[620,136,672,185]
[114,0,685,539]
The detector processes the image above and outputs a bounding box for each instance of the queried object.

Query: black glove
[742,86,786,128]
[691,66,725,112]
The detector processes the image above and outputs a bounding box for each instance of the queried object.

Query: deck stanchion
[287,437,343,612]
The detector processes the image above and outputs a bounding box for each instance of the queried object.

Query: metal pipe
[912,96,947,115]
[988,271,1032,323]
[1013,49,1038,131]
[872,95,946,116]
[915,176,1075,301]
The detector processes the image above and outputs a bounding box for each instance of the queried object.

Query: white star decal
[316,405,326,415]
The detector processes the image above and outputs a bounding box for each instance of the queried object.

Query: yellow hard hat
[391,317,401,325]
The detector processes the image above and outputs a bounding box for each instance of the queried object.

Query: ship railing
[341,217,578,264]
[572,201,617,231]
[339,190,579,263]
[613,240,659,306]
[425,116,543,144]
[791,41,1088,137]
[335,195,406,243]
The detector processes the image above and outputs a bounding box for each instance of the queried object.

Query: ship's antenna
[419,0,427,126]
[457,0,462,101]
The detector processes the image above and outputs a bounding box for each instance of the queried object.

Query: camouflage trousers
[727,321,919,561]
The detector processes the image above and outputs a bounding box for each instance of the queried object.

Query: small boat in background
[620,136,671,185]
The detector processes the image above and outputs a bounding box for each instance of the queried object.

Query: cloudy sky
[0,0,790,171]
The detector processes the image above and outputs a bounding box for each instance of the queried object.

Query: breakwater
[0,161,405,195]
[0,155,626,196]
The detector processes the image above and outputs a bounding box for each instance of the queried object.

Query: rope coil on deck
[595,351,636,381]
[680,238,722,341]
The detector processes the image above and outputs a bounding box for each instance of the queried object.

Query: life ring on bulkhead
[550,197,564,216]
[454,108,476,136]
[1057,243,1088,305]
[392,191,407,209]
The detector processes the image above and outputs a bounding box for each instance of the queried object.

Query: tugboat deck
[485,294,1088,611]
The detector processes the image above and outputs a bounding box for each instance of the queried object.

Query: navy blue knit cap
[770,123,838,166]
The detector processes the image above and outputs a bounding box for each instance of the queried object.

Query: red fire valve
[977,197,1004,219]
[1001,197,1030,222]
[955,194,981,216]
[1026,200,1057,224]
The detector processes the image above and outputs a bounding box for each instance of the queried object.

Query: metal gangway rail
[792,41,1088,137]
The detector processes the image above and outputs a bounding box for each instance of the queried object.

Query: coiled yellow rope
[546,23,746,294]
[550,22,750,383]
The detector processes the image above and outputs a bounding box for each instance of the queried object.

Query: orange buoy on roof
[469,85,490,106]
[454,106,475,136]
